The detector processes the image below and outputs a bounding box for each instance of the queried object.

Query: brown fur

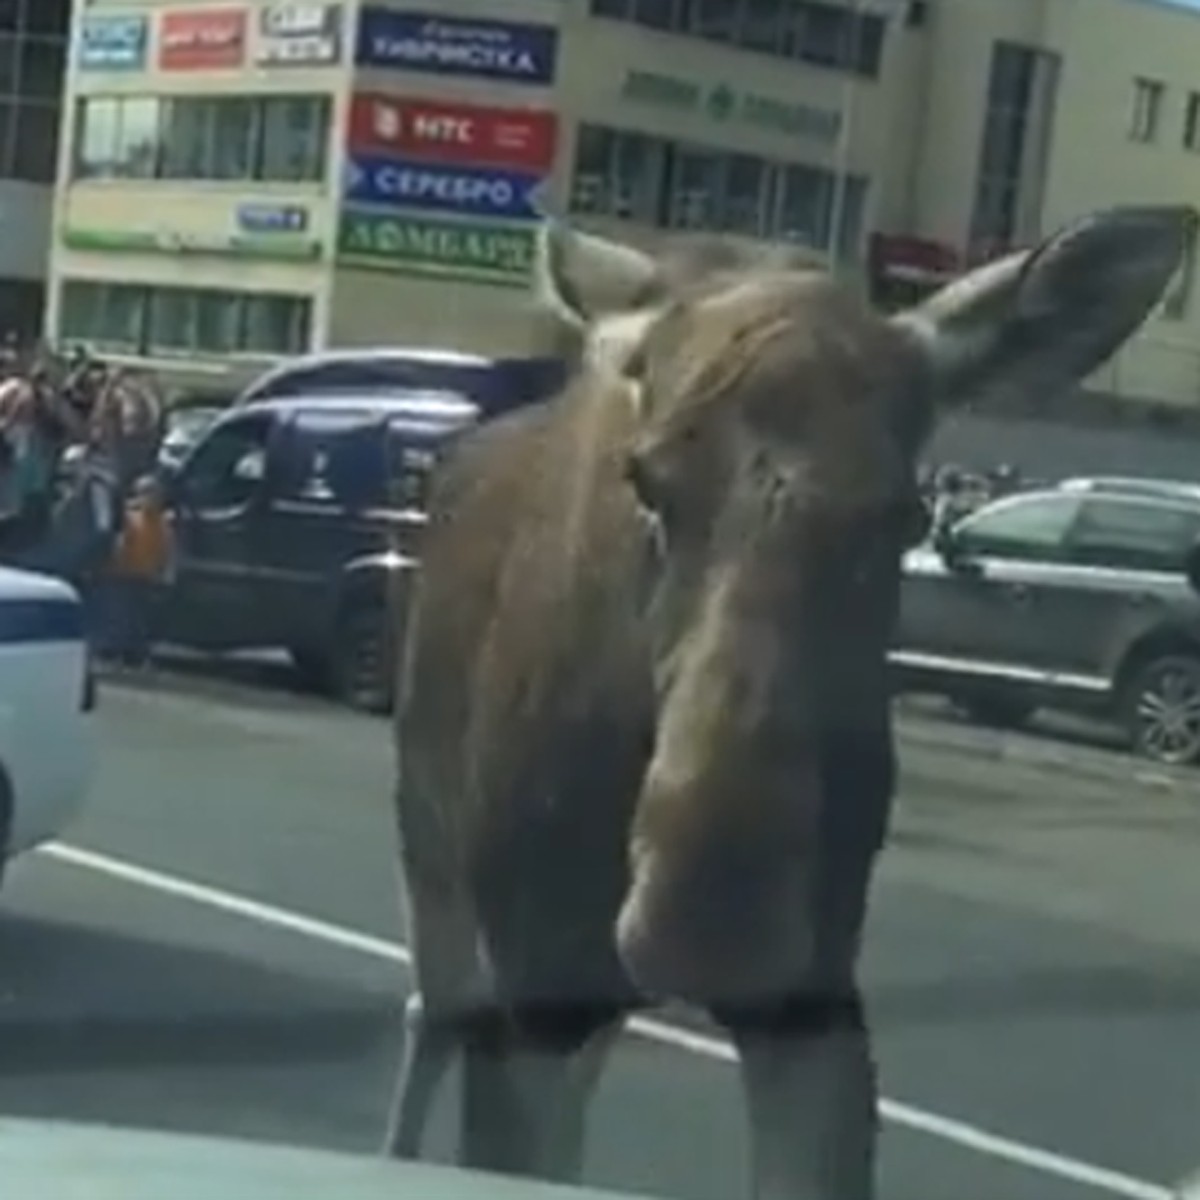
[388,208,1192,1191]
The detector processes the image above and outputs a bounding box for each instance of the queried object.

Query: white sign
[256,2,341,66]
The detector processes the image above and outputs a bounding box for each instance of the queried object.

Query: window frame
[953,493,1083,563]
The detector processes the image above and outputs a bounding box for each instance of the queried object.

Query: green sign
[622,70,842,144]
[62,227,322,261]
[337,209,536,287]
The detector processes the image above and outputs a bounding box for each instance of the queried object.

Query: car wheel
[1121,654,1200,766]
[954,692,1036,730]
[332,600,394,714]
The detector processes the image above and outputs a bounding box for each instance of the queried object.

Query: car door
[164,412,274,649]
[251,408,389,649]
[1035,495,1200,680]
[895,491,1083,681]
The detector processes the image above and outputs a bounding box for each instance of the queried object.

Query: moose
[384,205,1194,1199]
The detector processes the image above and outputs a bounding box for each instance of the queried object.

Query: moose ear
[535,219,660,330]
[896,206,1197,408]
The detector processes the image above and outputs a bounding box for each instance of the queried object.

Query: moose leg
[725,990,877,1200]
[460,1002,622,1182]
[382,992,458,1158]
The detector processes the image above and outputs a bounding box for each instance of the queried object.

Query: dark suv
[160,391,479,711]
[893,479,1200,764]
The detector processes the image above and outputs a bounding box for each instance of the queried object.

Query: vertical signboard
[159,8,248,71]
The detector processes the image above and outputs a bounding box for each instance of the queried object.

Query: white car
[0,566,95,881]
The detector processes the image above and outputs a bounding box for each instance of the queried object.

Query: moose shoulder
[388,207,1194,1199]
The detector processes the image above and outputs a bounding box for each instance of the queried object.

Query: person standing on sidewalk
[103,474,173,670]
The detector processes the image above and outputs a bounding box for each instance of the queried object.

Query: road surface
[1,671,1199,1200]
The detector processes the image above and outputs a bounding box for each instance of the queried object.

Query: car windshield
[9,6,1200,1200]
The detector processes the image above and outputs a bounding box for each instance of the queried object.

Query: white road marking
[38,840,1171,1200]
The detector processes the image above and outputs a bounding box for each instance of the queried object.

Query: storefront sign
[78,15,148,71]
[62,227,321,262]
[159,8,247,71]
[344,154,543,222]
[236,203,310,234]
[621,70,842,145]
[256,3,342,66]
[337,209,535,286]
[356,8,558,85]
[347,94,557,172]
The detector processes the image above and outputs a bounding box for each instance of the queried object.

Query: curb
[895,711,1193,793]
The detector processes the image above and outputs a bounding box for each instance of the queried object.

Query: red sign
[347,93,557,172]
[159,8,247,71]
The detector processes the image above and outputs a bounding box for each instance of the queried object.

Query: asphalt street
[2,666,1200,1200]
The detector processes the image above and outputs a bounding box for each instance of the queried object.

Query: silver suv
[892,479,1200,764]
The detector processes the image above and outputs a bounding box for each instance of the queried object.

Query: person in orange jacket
[103,473,173,669]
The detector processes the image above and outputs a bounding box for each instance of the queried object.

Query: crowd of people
[0,342,173,669]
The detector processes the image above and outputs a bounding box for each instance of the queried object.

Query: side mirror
[934,523,983,575]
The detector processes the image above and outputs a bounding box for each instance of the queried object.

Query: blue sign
[355,8,557,85]
[237,203,310,234]
[344,154,543,222]
[78,14,148,71]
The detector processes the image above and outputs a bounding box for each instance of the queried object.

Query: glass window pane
[0,34,18,94]
[798,4,849,67]
[0,0,17,33]
[832,175,868,262]
[114,96,159,177]
[774,162,831,248]
[688,0,738,42]
[195,292,240,354]
[12,99,57,182]
[242,294,309,355]
[59,280,102,342]
[1068,500,1200,572]
[633,0,674,29]
[722,154,765,235]
[669,148,719,230]
[74,96,117,177]
[211,97,254,180]
[612,131,659,221]
[571,123,611,214]
[257,95,326,182]
[148,288,198,352]
[80,282,143,351]
[160,98,211,179]
[956,495,1080,560]
[742,0,781,52]
[18,35,64,100]
[23,0,69,35]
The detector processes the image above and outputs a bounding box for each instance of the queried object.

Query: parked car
[235,346,568,418]
[157,404,225,477]
[0,565,96,887]
[159,390,481,712]
[892,479,1200,765]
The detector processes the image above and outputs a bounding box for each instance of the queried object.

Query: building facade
[0,0,70,341]
[40,0,1200,405]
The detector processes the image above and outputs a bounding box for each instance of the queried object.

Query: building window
[589,0,887,78]
[74,94,331,184]
[1130,77,1164,144]
[570,122,869,261]
[969,41,1061,257]
[58,279,313,357]
[1185,92,1200,152]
